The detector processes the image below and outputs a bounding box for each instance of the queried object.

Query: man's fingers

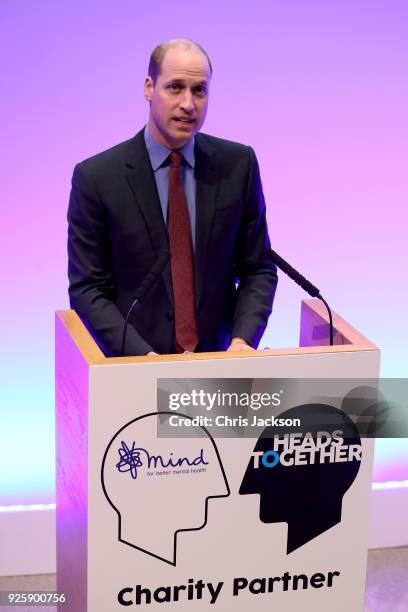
[227,342,255,352]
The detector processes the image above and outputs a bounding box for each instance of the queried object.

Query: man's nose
[179,90,194,113]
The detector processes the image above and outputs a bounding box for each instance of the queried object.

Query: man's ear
[144,76,154,102]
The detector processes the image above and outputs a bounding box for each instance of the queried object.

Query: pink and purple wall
[1,1,407,506]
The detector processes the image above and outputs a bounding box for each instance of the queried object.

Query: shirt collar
[144,125,195,171]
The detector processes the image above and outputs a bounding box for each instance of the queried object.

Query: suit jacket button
[166,312,173,321]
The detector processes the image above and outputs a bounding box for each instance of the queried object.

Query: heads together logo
[240,404,362,553]
[101,412,230,565]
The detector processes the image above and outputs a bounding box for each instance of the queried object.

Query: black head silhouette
[239,403,361,553]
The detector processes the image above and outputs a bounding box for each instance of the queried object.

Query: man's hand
[227,337,254,352]
[146,351,158,356]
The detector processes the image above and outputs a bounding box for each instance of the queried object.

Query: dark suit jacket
[67,129,278,356]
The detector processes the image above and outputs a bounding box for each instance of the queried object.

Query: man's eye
[195,86,207,96]
[169,84,182,92]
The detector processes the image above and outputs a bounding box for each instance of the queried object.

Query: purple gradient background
[1,1,407,504]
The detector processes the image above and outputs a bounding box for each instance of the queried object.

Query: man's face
[144,46,211,149]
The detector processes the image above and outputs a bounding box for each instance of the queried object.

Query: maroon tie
[168,150,199,352]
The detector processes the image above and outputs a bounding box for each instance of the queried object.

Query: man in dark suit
[68,39,277,356]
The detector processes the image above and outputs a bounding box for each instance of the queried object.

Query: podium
[55,299,379,611]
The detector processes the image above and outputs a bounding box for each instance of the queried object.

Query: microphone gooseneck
[269,248,334,346]
[121,252,171,356]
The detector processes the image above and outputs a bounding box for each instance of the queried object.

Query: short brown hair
[148,38,213,84]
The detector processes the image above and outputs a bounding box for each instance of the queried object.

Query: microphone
[268,248,334,345]
[121,252,171,356]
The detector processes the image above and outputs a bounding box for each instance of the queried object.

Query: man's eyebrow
[165,78,208,86]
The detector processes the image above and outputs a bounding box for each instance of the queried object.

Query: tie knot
[170,150,182,168]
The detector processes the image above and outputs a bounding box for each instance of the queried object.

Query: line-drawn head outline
[101,411,230,565]
[239,403,362,553]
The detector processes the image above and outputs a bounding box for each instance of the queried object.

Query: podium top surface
[55,300,378,367]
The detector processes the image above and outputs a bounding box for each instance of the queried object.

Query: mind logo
[101,412,230,565]
[116,440,209,479]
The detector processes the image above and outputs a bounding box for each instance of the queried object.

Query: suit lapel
[125,130,173,304]
[194,134,219,305]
